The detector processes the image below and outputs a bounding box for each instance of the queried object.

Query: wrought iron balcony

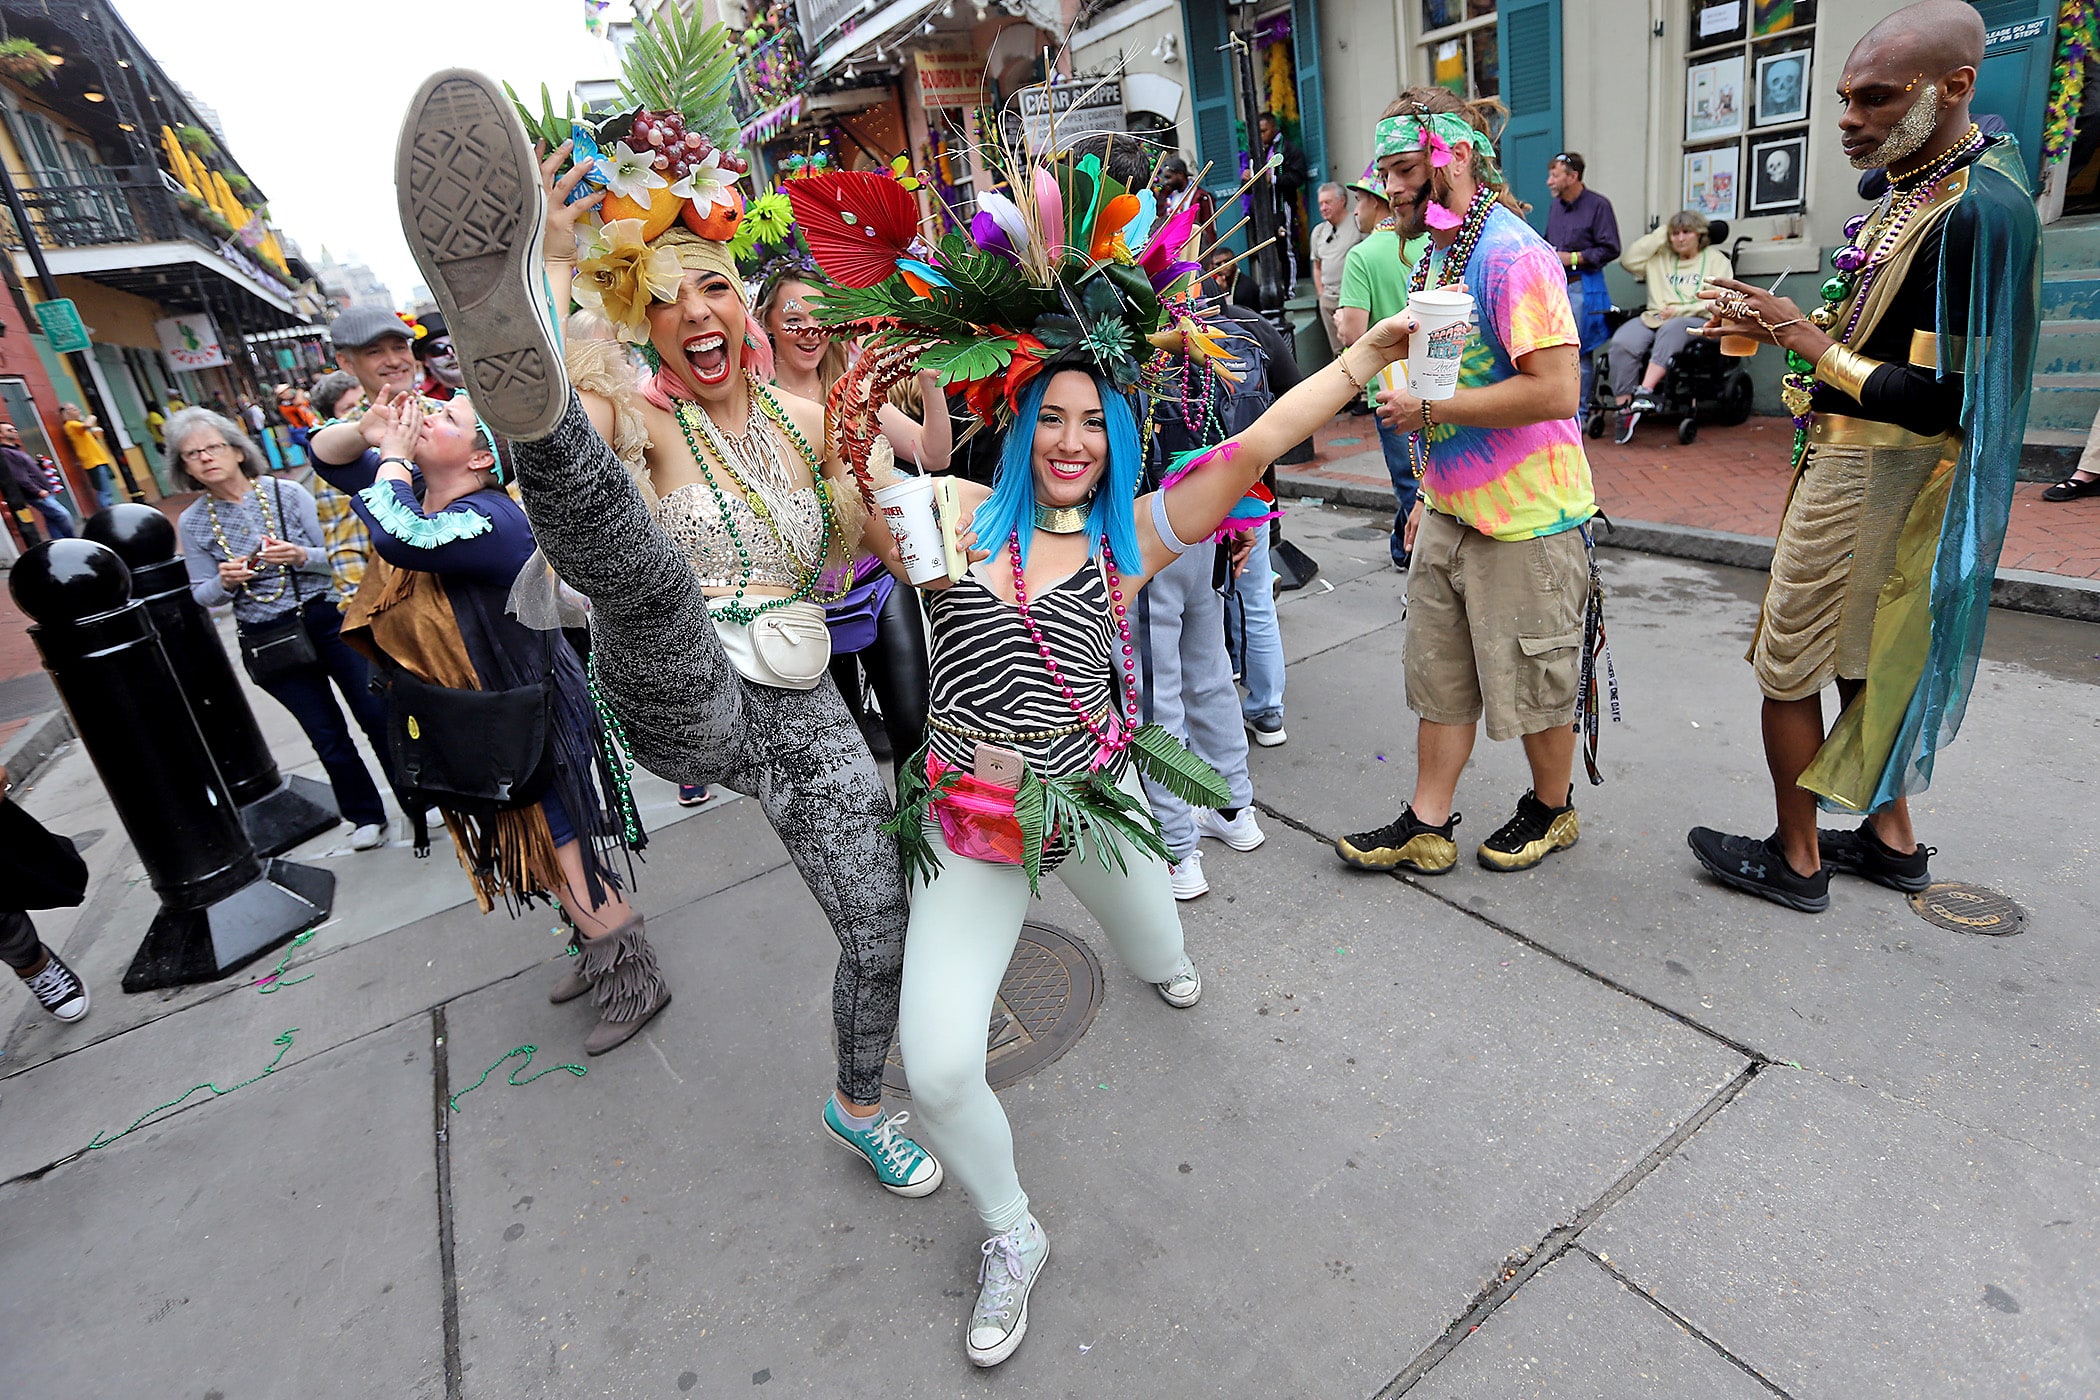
[1,162,296,297]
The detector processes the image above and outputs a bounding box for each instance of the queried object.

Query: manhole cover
[1909,881,2025,937]
[1336,525,1388,541]
[885,920,1103,1095]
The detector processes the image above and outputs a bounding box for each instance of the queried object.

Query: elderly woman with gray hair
[1608,209,1736,420]
[173,406,397,851]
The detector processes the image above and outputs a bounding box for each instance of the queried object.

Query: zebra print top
[925,560,1123,780]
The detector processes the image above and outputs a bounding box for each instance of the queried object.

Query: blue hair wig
[974,369,1145,571]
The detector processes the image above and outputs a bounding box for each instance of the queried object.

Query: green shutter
[1971,0,2054,184]
[1292,0,1326,184]
[1182,1,1240,201]
[1497,0,1562,233]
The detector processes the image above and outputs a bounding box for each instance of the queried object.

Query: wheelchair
[1584,311,1754,446]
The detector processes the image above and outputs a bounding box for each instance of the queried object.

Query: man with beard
[414,311,466,401]
[308,305,424,601]
[1335,89,1598,879]
[1687,0,2040,912]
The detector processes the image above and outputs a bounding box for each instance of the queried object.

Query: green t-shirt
[1337,225,1431,405]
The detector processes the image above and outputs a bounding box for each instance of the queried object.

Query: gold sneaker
[1477,790,1580,872]
[1336,807,1461,875]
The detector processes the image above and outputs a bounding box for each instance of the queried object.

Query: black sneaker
[1614,406,1643,445]
[1818,822,1934,893]
[1687,827,1830,913]
[1336,807,1460,875]
[1478,788,1580,872]
[20,949,89,1022]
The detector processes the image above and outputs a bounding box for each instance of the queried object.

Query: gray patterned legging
[511,394,908,1104]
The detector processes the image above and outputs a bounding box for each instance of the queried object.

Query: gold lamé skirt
[1751,417,1955,702]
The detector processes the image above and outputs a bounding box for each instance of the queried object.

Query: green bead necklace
[671,377,846,626]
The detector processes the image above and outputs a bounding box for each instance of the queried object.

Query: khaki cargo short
[1404,510,1591,741]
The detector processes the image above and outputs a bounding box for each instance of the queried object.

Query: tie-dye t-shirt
[1415,204,1595,541]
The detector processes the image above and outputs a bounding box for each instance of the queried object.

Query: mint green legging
[896,773,1188,1234]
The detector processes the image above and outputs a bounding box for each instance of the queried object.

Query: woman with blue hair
[894,332,1415,1362]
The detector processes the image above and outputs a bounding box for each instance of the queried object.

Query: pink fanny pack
[926,750,1048,866]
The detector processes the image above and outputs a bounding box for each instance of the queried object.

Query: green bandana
[1372,112,1497,165]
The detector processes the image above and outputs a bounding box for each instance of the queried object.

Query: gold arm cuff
[1814,344,1884,401]
[1908,330,1936,368]
[1808,414,1954,450]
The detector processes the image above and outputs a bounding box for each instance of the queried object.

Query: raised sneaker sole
[967,1236,1050,1368]
[821,1118,947,1198]
[396,69,564,441]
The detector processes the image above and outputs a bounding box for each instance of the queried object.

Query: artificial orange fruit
[602,189,683,240]
[682,188,744,240]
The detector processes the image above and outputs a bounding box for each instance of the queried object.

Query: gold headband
[655,228,739,282]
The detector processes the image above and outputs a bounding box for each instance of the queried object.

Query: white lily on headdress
[596,140,668,208]
[670,149,743,212]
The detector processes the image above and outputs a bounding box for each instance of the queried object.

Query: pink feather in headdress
[1138,201,1199,279]
[1033,166,1064,261]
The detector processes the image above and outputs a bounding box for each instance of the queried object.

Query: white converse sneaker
[1154,954,1202,1008]
[1195,806,1266,851]
[1168,849,1208,900]
[396,69,566,441]
[967,1215,1049,1368]
[349,822,387,851]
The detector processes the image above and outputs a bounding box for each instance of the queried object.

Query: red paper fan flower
[785,171,922,289]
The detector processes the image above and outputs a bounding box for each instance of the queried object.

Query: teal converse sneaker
[968,1215,1050,1368]
[821,1100,944,1198]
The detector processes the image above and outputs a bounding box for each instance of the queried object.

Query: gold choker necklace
[1034,497,1094,534]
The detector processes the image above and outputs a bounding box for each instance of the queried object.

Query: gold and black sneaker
[1477,789,1580,872]
[1337,807,1460,875]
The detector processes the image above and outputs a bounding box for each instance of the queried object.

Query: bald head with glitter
[1838,0,1984,174]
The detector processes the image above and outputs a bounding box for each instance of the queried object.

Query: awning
[28,240,306,322]
[808,0,941,80]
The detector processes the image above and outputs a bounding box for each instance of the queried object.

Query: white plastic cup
[873,476,947,585]
[1404,287,1477,401]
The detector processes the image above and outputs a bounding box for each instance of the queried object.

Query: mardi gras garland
[2044,0,2096,164]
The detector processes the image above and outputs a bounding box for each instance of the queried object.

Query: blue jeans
[86,464,116,509]
[246,596,393,829]
[32,496,75,539]
[1139,541,1253,860]
[1374,415,1422,567]
[1567,279,1597,416]
[1226,527,1285,725]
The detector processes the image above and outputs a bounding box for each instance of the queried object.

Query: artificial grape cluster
[629,109,749,178]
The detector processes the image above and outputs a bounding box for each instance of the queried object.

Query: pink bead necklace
[1007,531,1141,758]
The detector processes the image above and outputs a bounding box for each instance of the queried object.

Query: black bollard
[83,504,339,855]
[10,538,334,992]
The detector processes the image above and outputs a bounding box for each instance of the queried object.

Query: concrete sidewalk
[0,502,2095,1397]
[1285,415,2100,622]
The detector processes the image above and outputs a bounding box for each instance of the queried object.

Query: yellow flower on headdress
[573,217,683,343]
[1148,315,1244,385]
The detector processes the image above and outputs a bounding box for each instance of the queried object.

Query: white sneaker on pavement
[1154,954,1202,1008]
[350,822,387,851]
[1195,806,1266,851]
[967,1215,1050,1367]
[1168,849,1208,900]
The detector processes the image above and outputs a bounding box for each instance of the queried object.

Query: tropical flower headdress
[508,7,752,342]
[786,124,1257,497]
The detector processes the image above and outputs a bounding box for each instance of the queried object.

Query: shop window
[1421,0,1499,101]
[1683,0,1816,222]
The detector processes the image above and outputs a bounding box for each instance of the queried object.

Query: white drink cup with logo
[873,476,948,585]
[1403,287,1477,401]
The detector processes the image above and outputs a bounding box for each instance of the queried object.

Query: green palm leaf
[1130,724,1231,809]
[1015,769,1047,895]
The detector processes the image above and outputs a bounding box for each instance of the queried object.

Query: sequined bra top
[655,480,826,591]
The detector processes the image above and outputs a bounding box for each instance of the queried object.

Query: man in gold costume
[1686,0,2041,913]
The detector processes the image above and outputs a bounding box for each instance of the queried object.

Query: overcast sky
[115,0,630,309]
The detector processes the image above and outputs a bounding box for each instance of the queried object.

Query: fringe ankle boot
[577,913,672,1055]
[548,917,592,1005]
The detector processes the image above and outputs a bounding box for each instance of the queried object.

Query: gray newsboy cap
[326,305,414,351]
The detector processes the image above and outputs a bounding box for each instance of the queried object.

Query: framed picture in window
[1686,55,1746,142]
[1684,145,1741,220]
[1755,50,1810,126]
[1747,134,1806,212]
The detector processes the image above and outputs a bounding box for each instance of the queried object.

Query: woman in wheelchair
[1608,211,1734,423]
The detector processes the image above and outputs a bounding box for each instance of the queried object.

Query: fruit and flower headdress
[508,7,754,342]
[783,120,1246,497]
